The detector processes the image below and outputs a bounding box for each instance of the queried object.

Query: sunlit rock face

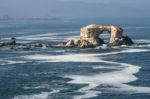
[61,24,134,48]
[80,24,104,47]
[80,24,124,47]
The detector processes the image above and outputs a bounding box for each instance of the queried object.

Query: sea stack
[79,24,133,47]
[80,24,123,47]
[55,24,134,48]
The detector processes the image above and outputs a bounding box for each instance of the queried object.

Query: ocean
[0,19,150,99]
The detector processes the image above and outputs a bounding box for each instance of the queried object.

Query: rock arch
[80,24,123,47]
[57,24,134,48]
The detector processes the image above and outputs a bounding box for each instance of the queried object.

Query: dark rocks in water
[108,36,134,47]
[0,37,32,50]
[0,37,16,47]
[61,38,105,48]
[60,24,134,48]
[79,40,94,48]
[65,40,75,46]
[0,24,134,50]
[0,44,32,51]
[95,38,105,46]
[34,42,43,48]
[50,45,75,48]
[137,43,149,45]
[12,45,32,51]
[121,36,134,45]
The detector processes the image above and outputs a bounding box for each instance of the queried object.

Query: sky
[0,0,150,19]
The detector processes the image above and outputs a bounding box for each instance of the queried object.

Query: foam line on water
[12,89,60,99]
[66,35,79,40]
[124,26,150,29]
[111,84,150,93]
[67,49,149,99]
[134,39,150,43]
[67,59,150,99]
[23,49,150,63]
[94,48,150,56]
[93,65,121,69]
[22,49,150,99]
[23,54,100,62]
[65,60,139,99]
[17,31,79,40]
[0,59,27,65]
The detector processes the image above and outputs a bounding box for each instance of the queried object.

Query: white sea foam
[134,39,150,43]
[67,61,138,96]
[16,31,79,41]
[0,31,78,42]
[93,65,120,69]
[23,54,100,62]
[67,59,150,99]
[12,89,60,99]
[0,59,27,65]
[23,49,149,62]
[23,48,150,99]
[66,35,79,40]
[112,84,150,93]
[23,84,50,90]
[124,26,150,29]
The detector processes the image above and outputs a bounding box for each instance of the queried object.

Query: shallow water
[0,20,150,99]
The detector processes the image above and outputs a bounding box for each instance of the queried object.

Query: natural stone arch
[80,24,123,46]
[54,24,133,48]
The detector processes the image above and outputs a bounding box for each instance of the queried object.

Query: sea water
[0,19,150,99]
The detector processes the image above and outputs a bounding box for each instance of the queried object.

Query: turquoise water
[0,20,150,99]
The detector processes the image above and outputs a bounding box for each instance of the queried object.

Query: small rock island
[0,24,134,50]
[53,24,134,48]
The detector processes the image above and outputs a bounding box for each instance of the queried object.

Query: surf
[22,48,150,99]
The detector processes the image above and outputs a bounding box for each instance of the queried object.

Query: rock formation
[80,24,123,47]
[63,24,133,48]
[0,37,16,47]
[34,42,43,48]
[0,24,133,50]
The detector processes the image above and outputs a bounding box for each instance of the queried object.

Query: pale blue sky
[0,0,149,19]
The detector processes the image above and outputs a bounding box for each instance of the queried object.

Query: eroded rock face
[80,24,124,47]
[59,24,133,48]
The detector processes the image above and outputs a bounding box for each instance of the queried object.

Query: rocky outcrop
[61,24,133,48]
[34,42,43,48]
[0,24,134,50]
[79,24,124,47]
[0,37,16,47]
